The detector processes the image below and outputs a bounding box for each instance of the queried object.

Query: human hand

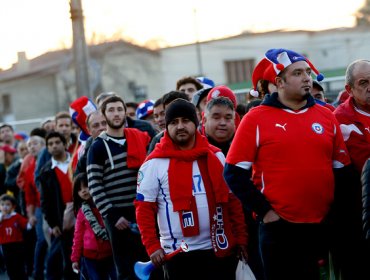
[28,215,37,227]
[52,226,62,237]
[237,244,248,263]
[115,216,129,230]
[263,209,280,224]
[72,262,79,274]
[150,248,166,267]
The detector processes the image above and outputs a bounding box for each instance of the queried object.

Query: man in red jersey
[224,48,351,280]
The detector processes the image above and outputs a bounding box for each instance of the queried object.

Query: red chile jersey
[0,212,28,244]
[226,94,351,223]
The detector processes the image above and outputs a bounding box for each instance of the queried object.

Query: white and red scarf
[146,131,234,256]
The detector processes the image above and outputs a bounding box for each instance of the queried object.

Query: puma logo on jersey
[275,123,287,131]
[365,127,370,133]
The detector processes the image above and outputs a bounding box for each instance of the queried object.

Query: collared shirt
[51,153,71,174]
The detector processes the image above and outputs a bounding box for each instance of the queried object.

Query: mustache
[176,129,188,134]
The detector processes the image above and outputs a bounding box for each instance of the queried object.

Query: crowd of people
[0,48,370,280]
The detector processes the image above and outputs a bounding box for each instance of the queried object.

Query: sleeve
[39,167,59,229]
[224,113,272,218]
[226,112,258,167]
[16,213,29,230]
[224,164,271,219]
[24,181,38,208]
[34,148,50,192]
[4,161,20,195]
[73,140,92,177]
[136,160,161,202]
[71,209,85,263]
[134,200,161,256]
[135,159,162,256]
[227,193,248,245]
[0,164,6,195]
[16,158,28,190]
[335,113,370,172]
[147,132,162,155]
[86,141,116,223]
[332,120,351,168]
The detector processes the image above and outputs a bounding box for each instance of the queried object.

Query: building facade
[1,27,370,132]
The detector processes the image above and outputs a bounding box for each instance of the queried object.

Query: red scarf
[146,130,229,237]
[124,128,151,169]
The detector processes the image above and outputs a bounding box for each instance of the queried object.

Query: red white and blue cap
[136,99,155,120]
[69,96,97,141]
[250,48,324,96]
[14,132,29,141]
[196,77,215,89]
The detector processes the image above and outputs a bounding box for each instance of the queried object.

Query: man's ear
[275,76,283,88]
[203,115,207,124]
[345,84,353,97]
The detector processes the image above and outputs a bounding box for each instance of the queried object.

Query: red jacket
[23,156,40,208]
[334,96,370,173]
[71,207,112,262]
[16,154,34,190]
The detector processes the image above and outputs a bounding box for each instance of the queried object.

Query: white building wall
[160,27,370,92]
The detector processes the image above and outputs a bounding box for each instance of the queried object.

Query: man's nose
[177,121,185,128]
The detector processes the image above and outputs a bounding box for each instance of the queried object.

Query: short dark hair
[72,172,89,214]
[126,102,138,109]
[0,124,14,132]
[162,91,190,108]
[205,96,235,117]
[312,81,324,92]
[0,194,17,206]
[176,76,203,91]
[236,103,248,117]
[30,127,47,139]
[245,99,262,113]
[100,95,126,117]
[45,131,67,146]
[153,97,163,108]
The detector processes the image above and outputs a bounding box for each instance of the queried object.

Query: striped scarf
[81,202,109,241]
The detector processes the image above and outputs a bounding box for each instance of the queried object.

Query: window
[225,59,255,84]
[0,94,11,115]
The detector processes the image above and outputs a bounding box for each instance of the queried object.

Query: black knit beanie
[165,99,199,129]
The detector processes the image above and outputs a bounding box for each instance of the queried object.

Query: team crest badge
[312,123,324,134]
[137,171,144,185]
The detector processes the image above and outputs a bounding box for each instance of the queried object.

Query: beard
[171,130,193,146]
[106,118,125,129]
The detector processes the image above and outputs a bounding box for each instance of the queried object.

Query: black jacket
[39,160,66,229]
[362,158,370,240]
[126,117,156,139]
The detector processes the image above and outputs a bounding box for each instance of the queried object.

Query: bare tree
[356,0,370,26]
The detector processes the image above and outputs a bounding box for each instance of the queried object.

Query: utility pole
[193,8,203,76]
[70,0,91,99]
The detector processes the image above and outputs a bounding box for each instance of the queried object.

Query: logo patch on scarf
[182,211,195,228]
